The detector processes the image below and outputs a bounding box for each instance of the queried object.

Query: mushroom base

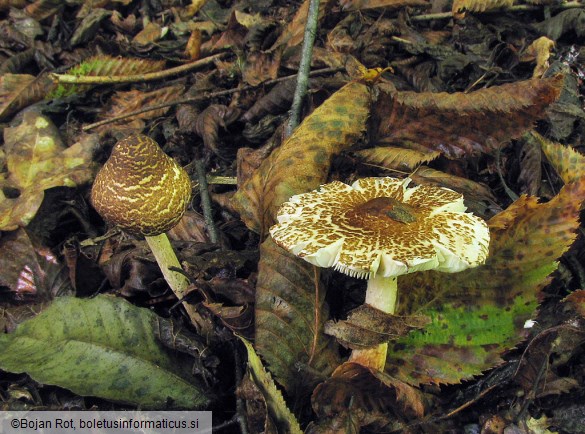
[348,275,398,372]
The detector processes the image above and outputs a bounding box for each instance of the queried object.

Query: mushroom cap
[269,177,490,279]
[91,134,191,237]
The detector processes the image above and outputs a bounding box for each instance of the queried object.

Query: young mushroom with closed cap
[269,177,490,371]
[91,134,193,311]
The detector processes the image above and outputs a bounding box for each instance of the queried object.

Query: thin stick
[285,0,321,136]
[194,158,219,244]
[51,52,228,84]
[410,0,583,21]
[82,66,342,132]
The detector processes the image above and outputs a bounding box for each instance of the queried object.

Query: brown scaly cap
[91,134,191,237]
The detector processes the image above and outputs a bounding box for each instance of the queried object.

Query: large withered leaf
[533,9,585,41]
[374,75,563,159]
[386,180,585,385]
[255,237,340,393]
[0,112,98,230]
[232,81,371,235]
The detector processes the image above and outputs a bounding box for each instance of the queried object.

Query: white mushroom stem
[349,275,398,371]
[145,233,198,318]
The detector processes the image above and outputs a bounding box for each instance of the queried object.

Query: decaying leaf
[374,75,563,159]
[52,55,165,97]
[0,112,98,231]
[324,305,429,349]
[232,80,371,235]
[533,9,585,41]
[520,36,555,78]
[239,337,302,434]
[270,0,332,52]
[195,104,241,161]
[0,228,72,300]
[514,323,583,399]
[310,362,426,432]
[96,85,184,137]
[242,78,297,123]
[517,132,543,196]
[532,131,585,184]
[255,237,340,393]
[0,73,54,121]
[411,166,500,217]
[564,290,585,318]
[355,146,440,173]
[387,180,585,385]
[0,295,210,408]
[339,0,430,11]
[452,0,514,15]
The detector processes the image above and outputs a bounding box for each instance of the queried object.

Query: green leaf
[387,181,585,385]
[0,295,210,408]
[240,337,302,434]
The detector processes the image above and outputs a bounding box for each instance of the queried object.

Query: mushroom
[269,177,490,371]
[91,134,193,309]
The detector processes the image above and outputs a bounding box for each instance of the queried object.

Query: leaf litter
[0,0,585,432]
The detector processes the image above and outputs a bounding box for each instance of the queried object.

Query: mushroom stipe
[91,134,197,319]
[270,177,490,371]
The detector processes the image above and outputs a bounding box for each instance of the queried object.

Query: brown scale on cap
[91,134,191,237]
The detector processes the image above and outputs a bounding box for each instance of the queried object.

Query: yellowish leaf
[231,81,372,235]
[0,112,98,230]
[532,131,585,184]
[521,37,555,78]
[355,147,439,173]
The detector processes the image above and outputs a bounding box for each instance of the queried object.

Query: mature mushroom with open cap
[269,177,490,371]
[91,134,193,311]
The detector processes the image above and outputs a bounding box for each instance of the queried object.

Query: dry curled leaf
[195,105,241,161]
[324,305,430,349]
[521,36,555,78]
